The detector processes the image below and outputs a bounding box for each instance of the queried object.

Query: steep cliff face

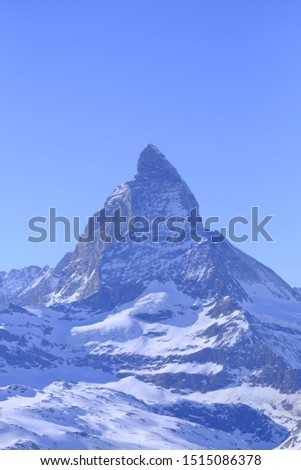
[5,144,297,310]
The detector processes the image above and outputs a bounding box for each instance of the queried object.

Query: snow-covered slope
[0,380,289,450]
[1,145,301,449]
[1,286,301,448]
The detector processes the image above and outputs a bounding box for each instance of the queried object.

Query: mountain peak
[137,144,180,179]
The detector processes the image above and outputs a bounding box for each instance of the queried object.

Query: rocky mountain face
[0,266,50,310]
[3,144,298,310]
[294,288,301,299]
[0,145,301,450]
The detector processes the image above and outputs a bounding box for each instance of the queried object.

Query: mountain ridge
[0,145,298,310]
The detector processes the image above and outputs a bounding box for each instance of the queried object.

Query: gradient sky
[1,0,300,287]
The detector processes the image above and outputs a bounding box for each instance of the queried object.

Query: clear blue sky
[0,1,300,287]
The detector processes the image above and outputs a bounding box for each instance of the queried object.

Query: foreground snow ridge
[1,145,301,449]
